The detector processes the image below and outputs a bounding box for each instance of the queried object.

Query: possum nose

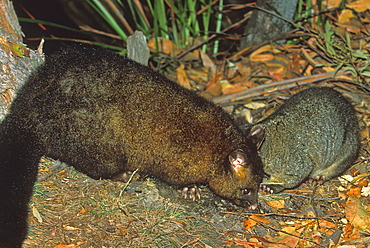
[249,203,258,210]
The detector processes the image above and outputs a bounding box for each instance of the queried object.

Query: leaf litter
[24,0,370,247]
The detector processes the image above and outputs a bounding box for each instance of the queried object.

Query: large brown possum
[0,45,264,247]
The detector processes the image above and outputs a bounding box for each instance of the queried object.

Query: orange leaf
[244,215,270,230]
[79,208,87,214]
[250,54,275,62]
[271,235,300,248]
[265,199,285,209]
[345,196,370,232]
[346,186,362,197]
[63,225,80,231]
[147,37,176,55]
[250,45,278,62]
[252,215,270,224]
[338,9,354,23]
[203,82,222,97]
[357,179,368,187]
[346,0,370,12]
[222,84,248,95]
[53,242,85,248]
[205,72,222,89]
[244,218,257,230]
[176,64,191,89]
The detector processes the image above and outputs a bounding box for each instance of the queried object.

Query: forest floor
[22,1,370,247]
[23,79,369,247]
[24,131,369,248]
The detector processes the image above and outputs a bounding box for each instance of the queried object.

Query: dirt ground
[22,86,370,248]
[22,155,369,248]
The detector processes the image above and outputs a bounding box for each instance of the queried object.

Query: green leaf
[332,62,344,77]
[342,65,358,76]
[360,71,370,78]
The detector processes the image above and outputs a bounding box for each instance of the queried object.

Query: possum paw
[111,171,134,182]
[180,186,201,201]
[259,182,285,194]
[307,175,326,186]
[259,184,275,194]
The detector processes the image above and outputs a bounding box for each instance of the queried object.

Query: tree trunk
[240,0,298,49]
[0,0,44,121]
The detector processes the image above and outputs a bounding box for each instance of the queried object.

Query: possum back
[248,87,359,193]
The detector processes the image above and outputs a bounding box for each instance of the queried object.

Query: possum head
[209,127,265,210]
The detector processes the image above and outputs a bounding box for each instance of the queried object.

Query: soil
[22,154,367,247]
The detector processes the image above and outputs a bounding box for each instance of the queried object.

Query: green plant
[86,0,216,52]
[316,21,370,84]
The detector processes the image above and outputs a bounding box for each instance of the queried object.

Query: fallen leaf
[147,37,176,55]
[244,102,267,110]
[339,175,354,186]
[346,186,362,197]
[32,205,42,223]
[357,179,368,187]
[345,196,370,233]
[53,241,85,248]
[244,215,270,230]
[79,208,87,214]
[222,84,248,95]
[327,0,343,8]
[63,225,80,231]
[204,72,223,97]
[176,64,191,89]
[200,50,216,75]
[264,199,285,209]
[361,186,370,197]
[346,0,370,12]
[338,9,354,23]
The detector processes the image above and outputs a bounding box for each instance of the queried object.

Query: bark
[240,0,298,49]
[0,0,44,121]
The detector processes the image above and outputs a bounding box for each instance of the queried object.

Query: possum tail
[0,120,42,248]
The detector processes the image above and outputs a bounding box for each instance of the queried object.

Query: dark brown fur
[0,45,263,247]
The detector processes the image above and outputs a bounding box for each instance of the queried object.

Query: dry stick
[212,70,351,106]
[221,211,344,221]
[228,30,311,60]
[248,216,327,247]
[324,78,370,92]
[118,168,139,197]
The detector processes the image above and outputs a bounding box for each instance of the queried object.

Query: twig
[221,211,343,220]
[279,193,342,201]
[212,70,352,106]
[248,216,327,247]
[228,30,312,60]
[118,168,139,197]
[323,78,370,92]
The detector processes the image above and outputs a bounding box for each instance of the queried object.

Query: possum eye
[242,189,251,195]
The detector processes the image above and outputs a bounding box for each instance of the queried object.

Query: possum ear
[247,126,265,150]
[229,149,247,177]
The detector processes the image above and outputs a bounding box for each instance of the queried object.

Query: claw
[307,175,326,186]
[259,184,274,194]
[180,186,201,201]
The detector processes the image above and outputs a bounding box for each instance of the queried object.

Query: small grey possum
[242,87,360,193]
[0,45,264,247]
